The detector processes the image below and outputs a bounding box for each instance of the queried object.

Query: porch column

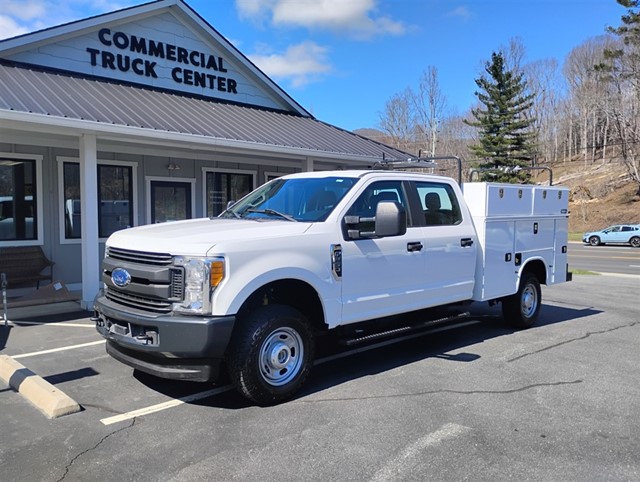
[79,134,100,309]
[303,157,314,172]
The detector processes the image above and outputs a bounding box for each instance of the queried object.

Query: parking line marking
[100,386,232,425]
[371,423,471,481]
[12,340,106,359]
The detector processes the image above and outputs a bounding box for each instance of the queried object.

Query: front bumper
[94,292,235,382]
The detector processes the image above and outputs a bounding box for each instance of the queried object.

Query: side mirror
[375,201,407,237]
[344,201,407,239]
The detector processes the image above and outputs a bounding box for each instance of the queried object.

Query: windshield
[220,176,358,222]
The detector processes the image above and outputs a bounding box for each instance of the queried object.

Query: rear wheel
[502,272,541,329]
[630,236,640,248]
[589,236,601,246]
[227,304,314,406]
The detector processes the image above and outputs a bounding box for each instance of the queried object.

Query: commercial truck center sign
[87,28,239,94]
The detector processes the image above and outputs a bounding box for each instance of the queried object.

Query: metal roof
[0,61,410,162]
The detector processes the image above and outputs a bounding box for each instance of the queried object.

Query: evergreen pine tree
[465,52,536,182]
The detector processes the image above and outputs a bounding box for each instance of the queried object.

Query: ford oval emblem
[111,268,131,287]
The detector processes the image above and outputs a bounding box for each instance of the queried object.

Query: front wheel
[589,236,601,246]
[502,272,542,329]
[630,236,640,248]
[227,304,314,406]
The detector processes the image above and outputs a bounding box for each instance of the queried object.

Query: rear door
[413,181,477,304]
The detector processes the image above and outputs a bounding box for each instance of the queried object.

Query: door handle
[461,238,474,247]
[407,242,423,252]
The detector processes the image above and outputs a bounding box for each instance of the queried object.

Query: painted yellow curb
[0,354,81,418]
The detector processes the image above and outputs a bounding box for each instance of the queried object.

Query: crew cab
[93,169,571,405]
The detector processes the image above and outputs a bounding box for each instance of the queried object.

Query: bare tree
[377,87,416,154]
[412,66,447,156]
[563,36,613,164]
[501,37,527,74]
[524,58,564,163]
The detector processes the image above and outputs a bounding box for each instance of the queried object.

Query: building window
[63,162,81,238]
[98,165,133,237]
[62,162,133,239]
[206,171,253,217]
[0,158,37,241]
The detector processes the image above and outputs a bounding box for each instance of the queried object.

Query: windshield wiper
[246,208,297,222]
[219,209,241,219]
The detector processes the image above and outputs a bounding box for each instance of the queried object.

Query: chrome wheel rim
[521,283,538,318]
[259,327,304,386]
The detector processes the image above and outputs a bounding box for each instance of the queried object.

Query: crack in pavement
[296,379,582,403]
[508,321,639,362]
[55,418,136,482]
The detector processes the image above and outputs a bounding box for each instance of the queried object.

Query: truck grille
[170,268,185,299]
[107,247,173,266]
[103,248,185,313]
[105,289,173,314]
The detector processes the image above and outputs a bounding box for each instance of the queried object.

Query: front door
[340,180,428,324]
[150,180,192,224]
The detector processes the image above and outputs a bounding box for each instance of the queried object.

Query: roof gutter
[0,109,388,165]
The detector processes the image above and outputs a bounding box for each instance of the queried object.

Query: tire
[227,304,314,405]
[588,236,601,246]
[630,236,640,248]
[502,272,542,329]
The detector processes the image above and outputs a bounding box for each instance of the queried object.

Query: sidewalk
[1,282,85,321]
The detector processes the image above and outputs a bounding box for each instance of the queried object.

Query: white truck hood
[106,218,312,256]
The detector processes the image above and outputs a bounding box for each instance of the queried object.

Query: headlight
[172,256,225,314]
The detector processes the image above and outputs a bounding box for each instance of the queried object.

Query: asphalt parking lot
[1,274,639,482]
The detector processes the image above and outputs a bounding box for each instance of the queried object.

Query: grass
[570,269,600,276]
[568,232,584,242]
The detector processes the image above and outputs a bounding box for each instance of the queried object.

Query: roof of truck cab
[280,170,457,182]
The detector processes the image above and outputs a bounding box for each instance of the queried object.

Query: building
[0,0,409,308]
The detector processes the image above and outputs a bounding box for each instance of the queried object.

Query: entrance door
[150,180,192,223]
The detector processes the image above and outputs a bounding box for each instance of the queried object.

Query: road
[568,242,640,276]
[1,274,639,481]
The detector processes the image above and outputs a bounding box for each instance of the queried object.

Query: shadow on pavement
[130,301,601,409]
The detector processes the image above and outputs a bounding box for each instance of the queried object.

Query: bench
[0,246,54,289]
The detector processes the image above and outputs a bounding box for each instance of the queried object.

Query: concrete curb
[0,354,81,418]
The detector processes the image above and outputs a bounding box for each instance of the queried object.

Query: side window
[347,180,408,220]
[415,182,462,226]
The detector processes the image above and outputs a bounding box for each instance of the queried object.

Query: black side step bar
[340,311,471,347]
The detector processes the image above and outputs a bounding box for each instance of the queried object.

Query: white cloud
[0,15,30,39]
[0,0,135,40]
[236,0,273,18]
[447,6,472,21]
[236,0,406,39]
[249,41,332,87]
[2,1,47,21]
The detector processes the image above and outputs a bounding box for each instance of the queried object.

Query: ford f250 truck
[94,169,571,405]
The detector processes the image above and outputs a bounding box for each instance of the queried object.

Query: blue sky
[0,0,626,131]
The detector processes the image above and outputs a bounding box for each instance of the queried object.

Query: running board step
[340,311,471,346]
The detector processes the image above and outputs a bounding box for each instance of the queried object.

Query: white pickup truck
[94,169,571,405]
